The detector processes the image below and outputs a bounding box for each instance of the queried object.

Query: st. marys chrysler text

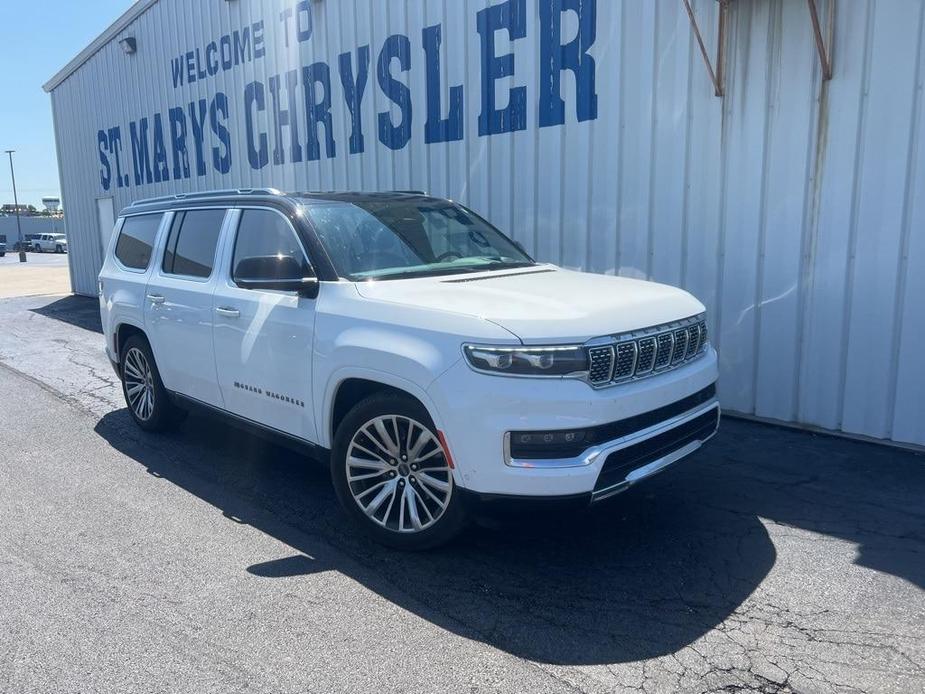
[98,189,719,549]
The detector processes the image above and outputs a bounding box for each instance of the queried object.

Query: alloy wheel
[123,347,155,421]
[346,415,453,533]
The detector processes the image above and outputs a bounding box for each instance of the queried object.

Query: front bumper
[427,347,719,498]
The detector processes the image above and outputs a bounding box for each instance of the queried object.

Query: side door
[101,212,167,363]
[212,207,318,442]
[144,208,229,407]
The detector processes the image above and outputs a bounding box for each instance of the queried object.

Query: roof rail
[391,190,428,195]
[130,188,285,207]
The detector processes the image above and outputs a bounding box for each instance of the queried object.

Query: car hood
[354,265,705,343]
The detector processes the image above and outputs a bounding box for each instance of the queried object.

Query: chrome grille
[636,337,657,374]
[654,333,674,370]
[687,324,701,355]
[585,317,709,388]
[613,342,638,380]
[588,346,614,384]
[672,329,689,364]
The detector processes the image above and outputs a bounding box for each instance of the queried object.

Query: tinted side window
[163,209,226,278]
[232,210,312,282]
[115,214,162,269]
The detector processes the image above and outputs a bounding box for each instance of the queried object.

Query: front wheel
[56,245,63,253]
[331,393,467,550]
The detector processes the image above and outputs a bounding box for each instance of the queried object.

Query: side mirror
[234,255,319,299]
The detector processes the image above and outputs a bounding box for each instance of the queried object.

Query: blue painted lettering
[244,81,269,170]
[477,0,527,136]
[303,62,336,161]
[188,99,209,176]
[423,24,463,144]
[152,113,170,183]
[339,46,370,155]
[539,0,598,127]
[129,118,153,186]
[168,107,190,180]
[377,34,413,151]
[269,71,303,165]
[98,130,111,191]
[210,92,232,174]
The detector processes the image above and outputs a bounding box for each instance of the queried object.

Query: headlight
[463,344,589,377]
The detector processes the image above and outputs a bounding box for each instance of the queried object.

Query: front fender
[317,365,450,450]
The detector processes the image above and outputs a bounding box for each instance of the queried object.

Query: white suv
[99,189,719,549]
[32,233,68,253]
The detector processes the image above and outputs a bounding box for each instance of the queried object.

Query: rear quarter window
[115,214,162,270]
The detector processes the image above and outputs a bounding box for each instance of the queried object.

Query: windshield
[304,199,534,280]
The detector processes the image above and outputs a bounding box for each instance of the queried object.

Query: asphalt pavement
[0,292,923,693]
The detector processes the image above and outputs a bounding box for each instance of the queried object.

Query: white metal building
[44,0,925,448]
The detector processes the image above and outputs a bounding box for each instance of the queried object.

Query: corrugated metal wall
[49,0,925,446]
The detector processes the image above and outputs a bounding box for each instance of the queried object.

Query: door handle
[215,306,240,318]
[146,294,166,305]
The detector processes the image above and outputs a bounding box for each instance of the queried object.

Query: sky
[0,0,132,208]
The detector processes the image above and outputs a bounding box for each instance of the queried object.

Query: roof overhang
[43,0,159,93]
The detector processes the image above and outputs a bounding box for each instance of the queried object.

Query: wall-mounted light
[119,37,137,54]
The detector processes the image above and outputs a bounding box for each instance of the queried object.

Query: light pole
[4,150,27,263]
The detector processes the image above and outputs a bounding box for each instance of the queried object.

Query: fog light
[508,428,591,460]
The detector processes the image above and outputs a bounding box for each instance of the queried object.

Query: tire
[34,245,41,253]
[120,335,186,432]
[331,393,467,550]
[56,245,63,253]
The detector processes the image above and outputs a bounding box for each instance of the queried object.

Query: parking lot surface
[0,293,923,693]
[0,252,71,298]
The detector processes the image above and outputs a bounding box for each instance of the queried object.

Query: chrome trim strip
[504,399,720,469]
[591,412,720,501]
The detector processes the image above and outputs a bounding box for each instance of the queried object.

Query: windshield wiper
[353,266,483,281]
[473,259,536,270]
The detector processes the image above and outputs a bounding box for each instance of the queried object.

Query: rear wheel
[331,393,466,550]
[121,335,185,432]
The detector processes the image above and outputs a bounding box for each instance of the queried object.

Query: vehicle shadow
[30,294,102,333]
[93,409,925,665]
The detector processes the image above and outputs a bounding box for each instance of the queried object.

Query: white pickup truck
[31,233,67,253]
